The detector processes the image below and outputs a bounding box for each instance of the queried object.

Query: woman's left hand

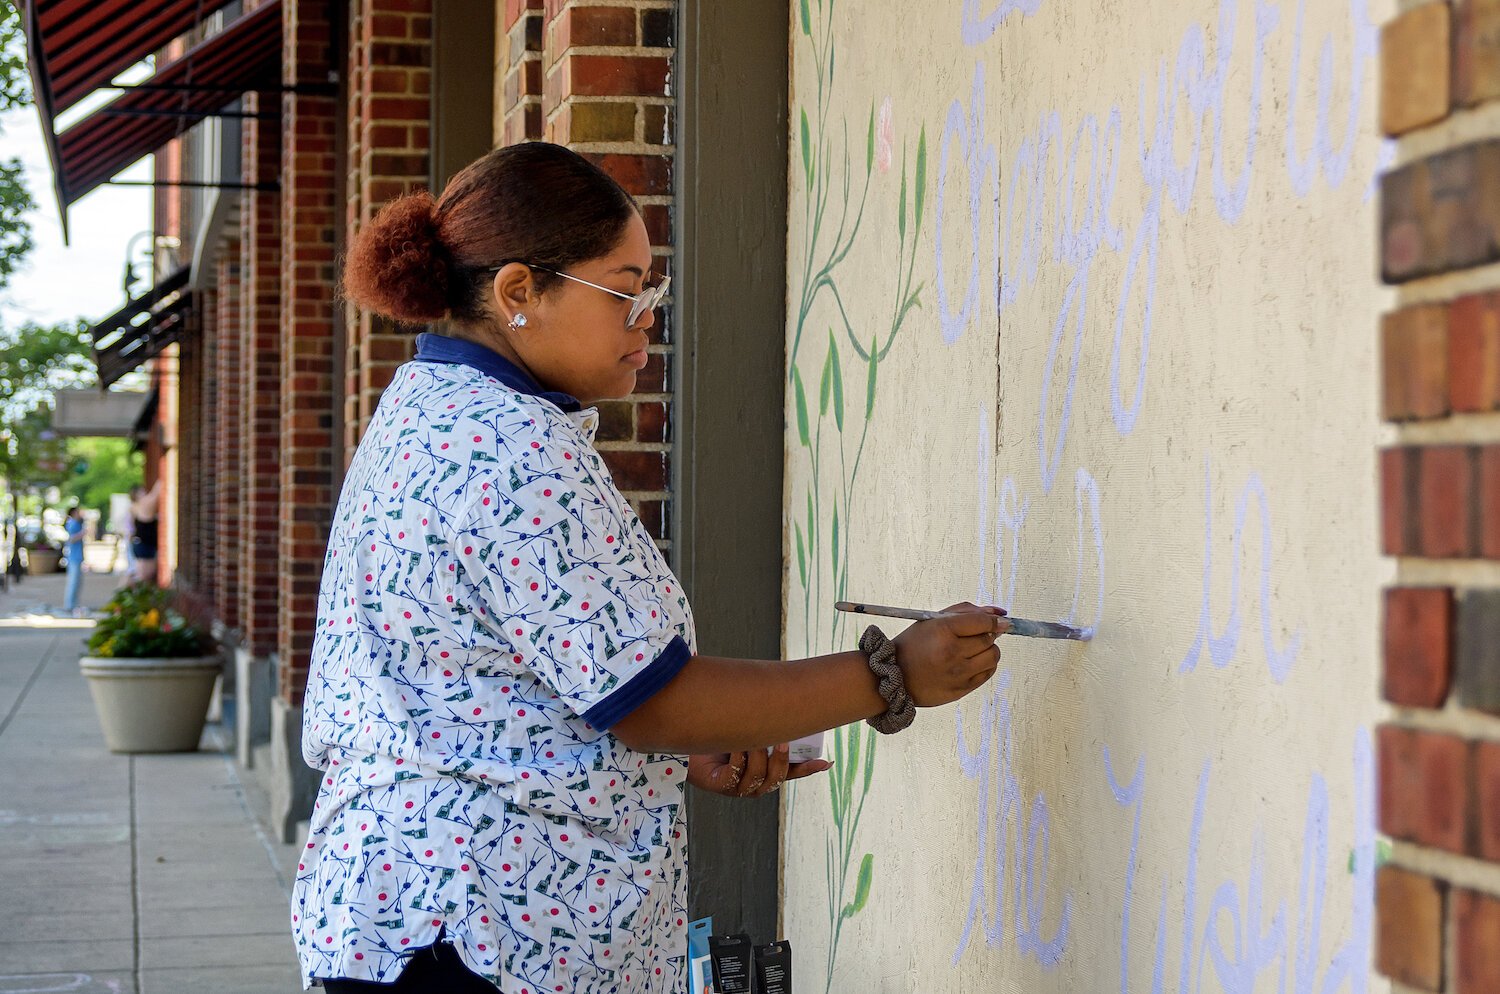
[688,746,833,798]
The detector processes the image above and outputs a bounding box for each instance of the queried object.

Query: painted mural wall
[781,0,1395,991]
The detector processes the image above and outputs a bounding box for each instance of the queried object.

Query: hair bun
[342,190,452,323]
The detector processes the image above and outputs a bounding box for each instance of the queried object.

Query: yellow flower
[141,609,160,629]
[98,638,115,658]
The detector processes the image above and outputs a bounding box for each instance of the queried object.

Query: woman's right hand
[892,602,1009,707]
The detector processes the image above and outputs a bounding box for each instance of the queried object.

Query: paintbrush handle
[833,601,943,622]
[834,601,1091,641]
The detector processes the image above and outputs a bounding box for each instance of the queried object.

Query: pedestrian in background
[128,480,160,585]
[63,505,85,616]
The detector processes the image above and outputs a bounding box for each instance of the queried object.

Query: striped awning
[91,267,194,389]
[18,0,238,116]
[20,1,283,225]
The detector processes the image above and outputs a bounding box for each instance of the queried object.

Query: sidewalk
[0,571,306,993]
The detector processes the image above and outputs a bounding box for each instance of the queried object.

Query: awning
[26,1,283,221]
[19,0,237,117]
[90,267,194,389]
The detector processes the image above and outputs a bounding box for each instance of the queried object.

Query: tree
[0,320,95,485]
[0,3,36,293]
[62,436,142,515]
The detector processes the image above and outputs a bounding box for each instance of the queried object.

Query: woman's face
[493,214,657,406]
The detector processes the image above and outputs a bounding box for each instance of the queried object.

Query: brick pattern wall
[1378,5,1500,991]
[240,91,284,657]
[344,0,432,457]
[498,0,676,546]
[214,243,244,634]
[279,0,341,704]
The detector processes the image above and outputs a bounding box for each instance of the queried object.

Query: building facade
[22,0,1500,989]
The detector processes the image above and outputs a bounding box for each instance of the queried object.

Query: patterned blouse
[293,333,696,994]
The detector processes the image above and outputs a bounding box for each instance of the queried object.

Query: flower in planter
[88,583,215,659]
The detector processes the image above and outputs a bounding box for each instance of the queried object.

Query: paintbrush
[834,601,1093,641]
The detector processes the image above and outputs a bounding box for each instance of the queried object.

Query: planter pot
[26,549,60,575]
[79,655,222,753]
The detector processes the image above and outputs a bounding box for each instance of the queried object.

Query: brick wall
[1377,5,1500,991]
[499,0,676,546]
[240,91,284,657]
[344,0,432,456]
[279,0,341,704]
[214,242,244,634]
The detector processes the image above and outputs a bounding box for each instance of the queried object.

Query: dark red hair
[342,142,638,325]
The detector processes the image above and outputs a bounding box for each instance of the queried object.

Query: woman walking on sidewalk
[62,505,84,616]
[293,142,1006,993]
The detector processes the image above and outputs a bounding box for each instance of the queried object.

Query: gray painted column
[674,0,791,943]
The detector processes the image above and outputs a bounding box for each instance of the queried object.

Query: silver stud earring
[508,313,528,331]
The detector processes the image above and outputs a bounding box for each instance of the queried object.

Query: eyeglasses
[490,261,670,327]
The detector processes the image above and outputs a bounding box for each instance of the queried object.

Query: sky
[0,74,153,332]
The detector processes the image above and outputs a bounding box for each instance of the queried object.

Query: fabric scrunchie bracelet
[860,625,916,734]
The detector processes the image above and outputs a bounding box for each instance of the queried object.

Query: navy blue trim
[582,635,692,730]
[415,332,581,413]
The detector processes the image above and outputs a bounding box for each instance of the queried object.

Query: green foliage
[0,321,97,485]
[0,3,35,294]
[0,4,30,112]
[62,437,141,511]
[88,584,216,659]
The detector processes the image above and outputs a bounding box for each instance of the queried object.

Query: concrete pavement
[0,571,306,993]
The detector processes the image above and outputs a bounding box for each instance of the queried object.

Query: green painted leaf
[807,492,816,553]
[831,501,840,582]
[819,338,833,418]
[794,522,807,589]
[830,333,845,433]
[897,155,907,243]
[844,718,860,801]
[800,109,812,188]
[841,853,874,920]
[866,104,875,175]
[793,366,810,448]
[915,125,928,234]
[800,0,811,35]
[865,334,878,419]
[862,724,876,794]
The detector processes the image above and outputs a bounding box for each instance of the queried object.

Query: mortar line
[0,632,61,742]
[130,756,141,994]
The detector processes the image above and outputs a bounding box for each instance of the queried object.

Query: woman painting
[293,142,1006,993]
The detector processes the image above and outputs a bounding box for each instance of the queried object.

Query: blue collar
[414,333,581,413]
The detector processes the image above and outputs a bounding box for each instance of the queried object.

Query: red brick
[636,400,668,442]
[1455,0,1500,106]
[1384,587,1455,707]
[1483,445,1500,559]
[1475,741,1500,860]
[1456,888,1500,992]
[1449,292,1500,411]
[602,449,667,491]
[1382,447,1417,556]
[504,0,543,31]
[1382,140,1500,283]
[1382,304,1450,420]
[642,203,671,245]
[1378,724,1470,853]
[637,352,667,391]
[552,6,637,59]
[1418,446,1476,558]
[586,153,671,195]
[1381,4,1451,136]
[560,54,670,98]
[558,101,637,143]
[1377,865,1445,990]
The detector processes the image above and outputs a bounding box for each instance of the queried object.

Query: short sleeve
[454,442,689,728]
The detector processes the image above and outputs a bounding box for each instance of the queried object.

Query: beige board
[781,0,1394,991]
